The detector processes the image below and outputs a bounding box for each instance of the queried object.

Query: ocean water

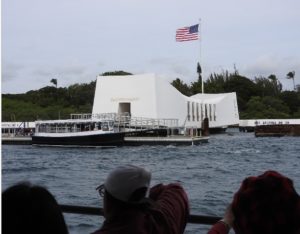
[2,129,300,234]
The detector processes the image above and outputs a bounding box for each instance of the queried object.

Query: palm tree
[286,71,295,90]
[50,78,58,88]
[197,62,203,93]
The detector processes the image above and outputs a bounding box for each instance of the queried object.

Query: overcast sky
[2,0,300,94]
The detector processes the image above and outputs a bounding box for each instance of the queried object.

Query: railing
[71,113,179,129]
[71,113,92,119]
[71,113,117,120]
[38,113,181,134]
[121,118,177,131]
[36,125,81,134]
[114,114,179,132]
[60,204,221,225]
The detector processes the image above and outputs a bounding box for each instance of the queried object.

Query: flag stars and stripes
[176,24,199,42]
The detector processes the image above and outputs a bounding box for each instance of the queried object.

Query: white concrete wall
[188,93,239,128]
[154,76,188,125]
[213,93,239,127]
[92,74,157,118]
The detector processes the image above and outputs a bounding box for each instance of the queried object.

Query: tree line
[2,70,300,121]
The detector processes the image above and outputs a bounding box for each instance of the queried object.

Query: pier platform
[124,136,209,146]
[2,136,209,146]
[255,124,300,137]
[2,137,32,145]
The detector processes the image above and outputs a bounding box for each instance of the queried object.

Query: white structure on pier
[92,73,239,129]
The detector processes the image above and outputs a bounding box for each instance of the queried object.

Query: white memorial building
[92,73,239,130]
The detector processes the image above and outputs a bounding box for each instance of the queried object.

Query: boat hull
[32,132,125,146]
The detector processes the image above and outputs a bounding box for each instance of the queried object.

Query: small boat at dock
[31,113,209,146]
[32,113,126,147]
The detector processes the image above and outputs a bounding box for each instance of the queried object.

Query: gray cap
[104,165,151,202]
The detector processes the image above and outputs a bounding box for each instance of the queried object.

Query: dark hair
[2,182,68,234]
[232,171,300,234]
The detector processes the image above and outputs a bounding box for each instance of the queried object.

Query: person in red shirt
[92,165,189,234]
[208,170,300,234]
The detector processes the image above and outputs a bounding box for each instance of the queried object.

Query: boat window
[102,122,109,131]
[109,121,114,130]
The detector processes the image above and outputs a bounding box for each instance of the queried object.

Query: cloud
[242,55,280,76]
[33,64,86,77]
[148,57,195,80]
[30,64,89,88]
[239,55,300,90]
[242,55,300,79]
[1,63,24,82]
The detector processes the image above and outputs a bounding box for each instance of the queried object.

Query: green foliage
[101,71,132,76]
[292,108,300,118]
[67,82,96,108]
[2,80,96,121]
[204,73,226,93]
[286,71,295,79]
[2,97,52,121]
[240,96,290,119]
[223,74,258,111]
[279,91,300,114]
[1,71,130,121]
[50,78,57,87]
[171,78,192,96]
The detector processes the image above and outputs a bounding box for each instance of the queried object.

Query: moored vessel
[32,113,126,147]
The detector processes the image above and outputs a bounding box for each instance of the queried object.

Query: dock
[124,136,209,146]
[1,135,209,146]
[2,136,32,145]
[255,124,300,137]
[239,119,300,135]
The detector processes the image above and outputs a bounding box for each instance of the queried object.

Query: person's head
[2,182,68,234]
[232,170,300,234]
[97,165,151,217]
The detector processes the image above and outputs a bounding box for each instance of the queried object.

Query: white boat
[32,113,126,146]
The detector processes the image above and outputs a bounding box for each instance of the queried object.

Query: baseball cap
[102,165,151,202]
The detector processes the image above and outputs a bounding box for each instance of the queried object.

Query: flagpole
[199,18,204,94]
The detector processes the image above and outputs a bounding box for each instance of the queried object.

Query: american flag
[176,24,199,42]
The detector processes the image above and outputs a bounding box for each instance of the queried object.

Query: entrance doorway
[118,103,131,116]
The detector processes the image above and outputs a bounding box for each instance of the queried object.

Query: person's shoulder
[149,183,185,197]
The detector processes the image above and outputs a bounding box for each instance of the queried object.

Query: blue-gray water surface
[2,129,300,234]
